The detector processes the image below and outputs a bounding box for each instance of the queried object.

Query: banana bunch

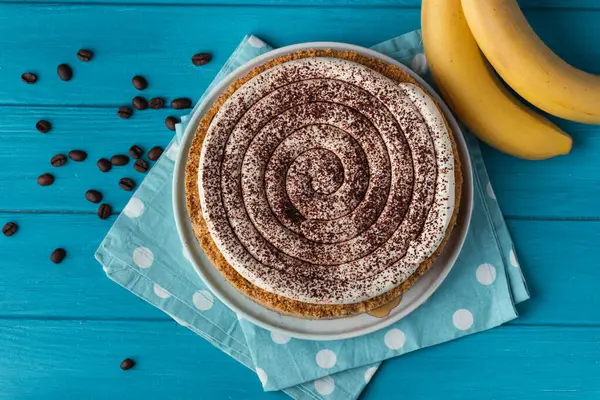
[421,0,600,159]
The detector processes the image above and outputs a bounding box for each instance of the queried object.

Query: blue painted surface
[0,1,599,399]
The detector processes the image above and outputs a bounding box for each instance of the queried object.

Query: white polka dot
[193,290,214,311]
[411,53,428,76]
[256,368,268,386]
[102,265,111,273]
[182,245,192,262]
[314,376,335,396]
[476,263,497,285]
[270,331,291,344]
[153,284,171,299]
[487,182,496,200]
[165,144,179,161]
[364,366,377,383]
[316,349,337,369]
[123,197,145,218]
[453,309,474,331]
[384,328,406,350]
[247,36,266,48]
[510,249,520,268]
[133,247,154,268]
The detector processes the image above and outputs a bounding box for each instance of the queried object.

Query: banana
[422,0,572,160]
[461,0,600,124]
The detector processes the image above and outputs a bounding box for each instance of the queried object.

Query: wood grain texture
[1,320,598,399]
[482,121,600,219]
[0,106,178,213]
[0,212,165,319]
[1,214,599,326]
[0,320,286,400]
[1,109,598,217]
[0,5,598,105]
[0,3,419,106]
[1,1,599,399]
[0,6,598,217]
[364,325,600,400]
[507,220,600,325]
[1,0,597,8]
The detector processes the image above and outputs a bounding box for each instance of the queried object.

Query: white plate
[173,42,474,341]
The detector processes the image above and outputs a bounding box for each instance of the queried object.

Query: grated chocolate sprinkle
[198,57,455,305]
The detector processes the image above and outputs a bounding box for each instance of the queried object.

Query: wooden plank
[483,120,600,219]
[364,325,600,400]
[0,319,286,400]
[0,7,598,217]
[0,5,598,106]
[0,212,165,319]
[507,219,600,326]
[0,3,417,106]
[1,320,599,399]
[0,106,177,213]
[2,214,600,326]
[1,110,600,218]
[0,0,597,9]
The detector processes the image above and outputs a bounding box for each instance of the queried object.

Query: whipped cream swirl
[199,57,455,304]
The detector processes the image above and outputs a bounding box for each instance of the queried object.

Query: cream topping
[198,57,455,304]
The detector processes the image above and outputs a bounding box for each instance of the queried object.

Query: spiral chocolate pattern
[199,57,455,304]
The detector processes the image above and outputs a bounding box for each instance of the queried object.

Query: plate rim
[172,41,474,340]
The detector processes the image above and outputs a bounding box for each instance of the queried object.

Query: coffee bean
[192,52,212,66]
[51,154,67,167]
[119,177,135,191]
[165,116,178,131]
[120,358,135,370]
[117,106,133,119]
[36,120,52,134]
[132,96,148,110]
[22,73,37,84]
[149,97,164,110]
[77,49,93,62]
[2,222,18,237]
[147,146,163,161]
[97,203,112,220]
[50,248,66,264]
[69,150,88,162]
[132,75,148,90]
[129,145,143,159]
[110,154,129,166]
[85,189,103,204]
[171,98,192,110]
[97,158,112,172]
[134,159,148,173]
[37,173,55,186]
[57,64,73,81]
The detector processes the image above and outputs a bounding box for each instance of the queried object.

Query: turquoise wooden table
[1,0,600,398]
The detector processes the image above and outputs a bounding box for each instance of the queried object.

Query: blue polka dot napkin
[95,33,529,400]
